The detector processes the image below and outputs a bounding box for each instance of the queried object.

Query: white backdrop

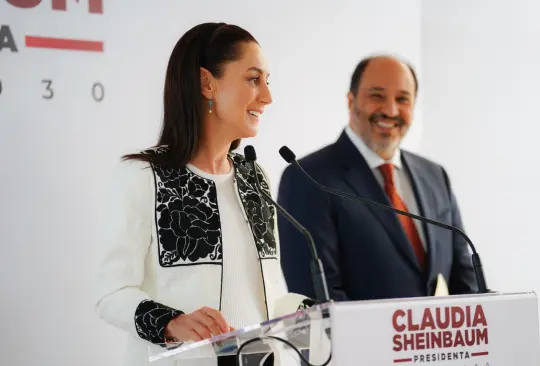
[0,1,421,365]
[421,0,540,297]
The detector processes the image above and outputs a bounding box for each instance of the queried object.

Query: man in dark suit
[277,55,478,301]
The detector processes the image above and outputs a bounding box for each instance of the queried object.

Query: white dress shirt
[345,126,427,250]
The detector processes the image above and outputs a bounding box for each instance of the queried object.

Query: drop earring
[208,98,213,114]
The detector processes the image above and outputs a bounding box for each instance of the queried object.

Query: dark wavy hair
[123,22,258,167]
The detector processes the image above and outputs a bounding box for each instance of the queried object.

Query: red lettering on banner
[472,305,487,327]
[52,0,103,14]
[477,328,489,344]
[393,305,487,332]
[453,330,465,347]
[392,309,406,332]
[407,309,419,331]
[403,333,414,350]
[391,305,489,352]
[392,329,488,352]
[443,331,453,347]
[451,306,465,328]
[421,307,435,330]
[436,307,450,329]
[7,0,103,13]
[5,0,104,53]
[6,0,41,8]
[392,335,401,351]
[416,332,426,350]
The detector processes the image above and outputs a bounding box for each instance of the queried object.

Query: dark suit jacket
[277,131,478,301]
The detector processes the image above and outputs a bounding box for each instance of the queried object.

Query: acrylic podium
[148,292,540,365]
[148,302,331,366]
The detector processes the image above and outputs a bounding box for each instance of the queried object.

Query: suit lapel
[335,133,422,272]
[401,152,438,279]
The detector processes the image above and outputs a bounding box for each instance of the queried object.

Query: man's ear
[347,92,355,112]
[200,67,215,100]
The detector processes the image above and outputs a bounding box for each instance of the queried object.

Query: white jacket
[95,149,312,366]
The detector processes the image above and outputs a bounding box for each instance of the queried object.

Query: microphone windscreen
[244,145,257,162]
[279,146,296,163]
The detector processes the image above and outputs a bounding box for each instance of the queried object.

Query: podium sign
[331,292,540,365]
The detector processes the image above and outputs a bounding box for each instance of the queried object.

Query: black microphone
[278,145,489,294]
[243,145,330,303]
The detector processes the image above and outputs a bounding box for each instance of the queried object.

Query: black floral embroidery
[143,147,276,266]
[156,169,222,265]
[143,148,222,266]
[134,299,184,345]
[231,154,277,257]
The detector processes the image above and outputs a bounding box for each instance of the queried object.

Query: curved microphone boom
[278,146,489,294]
[243,145,330,302]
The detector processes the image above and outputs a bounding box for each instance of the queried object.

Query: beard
[352,104,407,158]
[367,132,401,157]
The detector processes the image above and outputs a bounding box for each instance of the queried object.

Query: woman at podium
[94,22,312,366]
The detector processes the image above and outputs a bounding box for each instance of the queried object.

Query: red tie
[379,163,426,269]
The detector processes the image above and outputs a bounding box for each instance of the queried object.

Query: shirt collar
[344,125,402,170]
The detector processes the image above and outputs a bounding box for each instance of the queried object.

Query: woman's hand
[164,306,232,342]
